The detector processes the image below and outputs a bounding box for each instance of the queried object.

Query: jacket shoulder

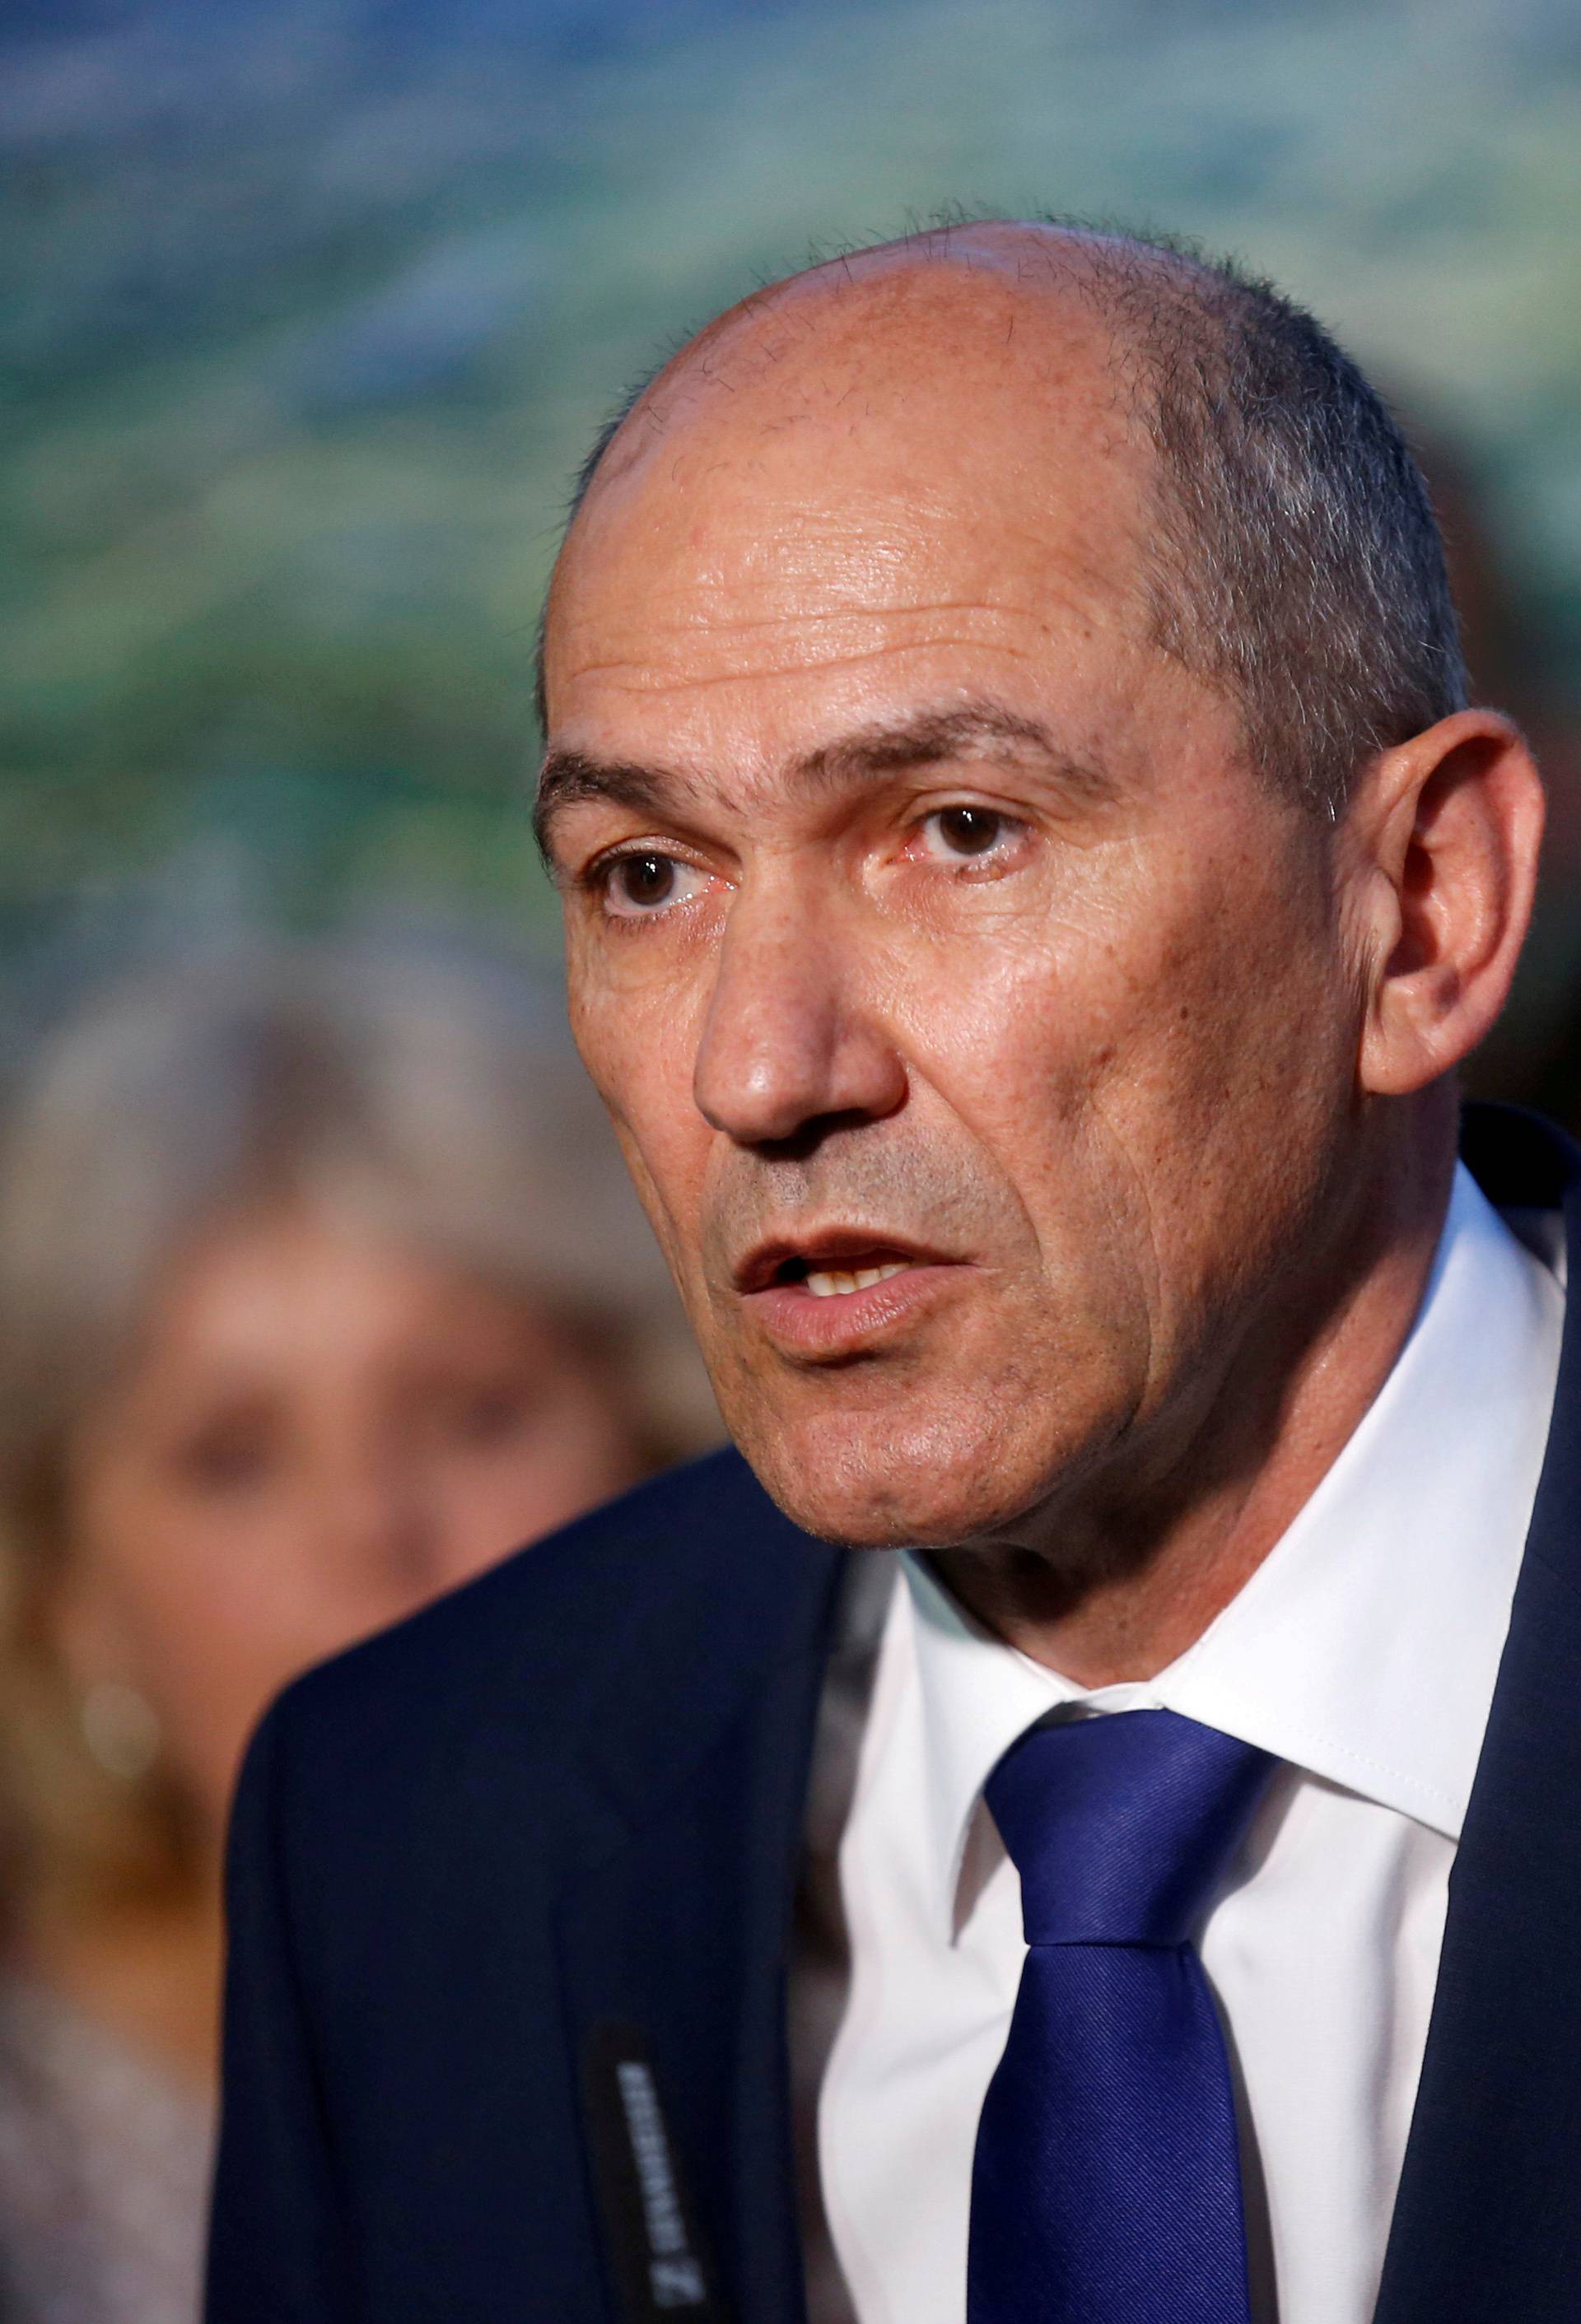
[254,1446,839,1844]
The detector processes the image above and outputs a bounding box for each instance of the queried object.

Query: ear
[1345,708,1544,1097]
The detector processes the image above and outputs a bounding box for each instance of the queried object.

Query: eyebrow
[533,701,1117,864]
[798,705,1117,803]
[533,751,678,863]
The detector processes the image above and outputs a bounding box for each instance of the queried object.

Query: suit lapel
[1375,1108,1581,2322]
[546,1110,1581,2324]
[556,1495,844,2324]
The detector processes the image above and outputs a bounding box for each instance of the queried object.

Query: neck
[930,1097,1457,1687]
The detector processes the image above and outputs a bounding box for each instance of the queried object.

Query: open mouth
[736,1233,948,1299]
[768,1252,916,1299]
[730,1232,963,1353]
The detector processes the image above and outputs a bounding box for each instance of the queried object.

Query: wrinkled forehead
[543,257,1163,741]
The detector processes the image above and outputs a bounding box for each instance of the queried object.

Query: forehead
[544,263,1164,766]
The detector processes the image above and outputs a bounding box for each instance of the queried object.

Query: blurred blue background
[4,0,1580,1087]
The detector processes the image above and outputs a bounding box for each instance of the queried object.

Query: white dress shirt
[816,1164,1564,2324]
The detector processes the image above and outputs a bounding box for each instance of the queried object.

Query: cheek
[431,1394,641,1581]
[570,975,712,1275]
[894,833,1348,1297]
[1059,854,1355,1348]
[69,1472,327,1827]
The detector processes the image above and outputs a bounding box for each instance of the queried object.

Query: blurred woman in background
[0,938,716,2324]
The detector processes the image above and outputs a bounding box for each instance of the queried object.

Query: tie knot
[985,1708,1275,1948]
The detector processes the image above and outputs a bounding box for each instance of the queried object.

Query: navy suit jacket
[207,1106,1581,2323]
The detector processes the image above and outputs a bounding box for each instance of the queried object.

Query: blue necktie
[966,1708,1276,2324]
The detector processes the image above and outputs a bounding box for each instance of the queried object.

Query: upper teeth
[805,1261,912,1297]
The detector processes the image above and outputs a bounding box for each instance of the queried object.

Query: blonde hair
[0,938,716,1910]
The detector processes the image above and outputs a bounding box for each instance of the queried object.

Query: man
[207,222,1579,2324]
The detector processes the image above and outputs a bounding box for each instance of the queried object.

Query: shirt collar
[902,1162,1565,1937]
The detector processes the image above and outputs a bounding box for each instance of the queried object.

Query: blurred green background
[4,0,1580,1087]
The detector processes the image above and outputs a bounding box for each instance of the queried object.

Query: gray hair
[536,220,1467,817]
[1094,231,1467,814]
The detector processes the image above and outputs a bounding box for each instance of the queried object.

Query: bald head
[535,216,1540,1571]
[539,219,1465,813]
[577,223,1138,494]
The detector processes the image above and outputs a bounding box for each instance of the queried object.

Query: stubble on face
[543,232,1367,1569]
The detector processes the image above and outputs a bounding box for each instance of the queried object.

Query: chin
[728,1394,1070,1553]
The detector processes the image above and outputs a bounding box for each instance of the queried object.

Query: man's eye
[599,852,702,918]
[917,806,1019,863]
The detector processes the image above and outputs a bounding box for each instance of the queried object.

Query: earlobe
[1355,710,1544,1098]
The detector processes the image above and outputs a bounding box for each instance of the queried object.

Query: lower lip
[741,1264,963,1357]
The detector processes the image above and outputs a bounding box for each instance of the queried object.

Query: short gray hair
[537,221,1467,817]
[1088,231,1467,813]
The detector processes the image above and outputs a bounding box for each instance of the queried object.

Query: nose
[315,1451,445,1603]
[692,877,907,1147]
